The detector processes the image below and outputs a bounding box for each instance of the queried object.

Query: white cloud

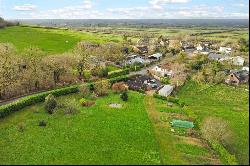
[13,4,37,11]
[232,3,247,7]
[149,0,191,9]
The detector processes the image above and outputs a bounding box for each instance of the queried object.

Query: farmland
[0,26,123,54]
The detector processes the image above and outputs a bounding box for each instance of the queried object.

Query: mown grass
[0,91,160,165]
[177,81,249,165]
[0,26,123,54]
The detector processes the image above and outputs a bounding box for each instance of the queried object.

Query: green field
[0,91,161,165]
[177,82,249,165]
[0,26,123,54]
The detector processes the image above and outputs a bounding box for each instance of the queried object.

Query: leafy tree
[120,91,128,101]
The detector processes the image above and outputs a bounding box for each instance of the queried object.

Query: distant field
[177,82,249,165]
[0,26,123,54]
[0,91,161,165]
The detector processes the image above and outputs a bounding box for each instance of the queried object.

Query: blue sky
[0,0,249,19]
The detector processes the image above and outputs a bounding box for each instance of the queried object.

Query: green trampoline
[170,119,194,129]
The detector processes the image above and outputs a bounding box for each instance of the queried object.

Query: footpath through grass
[0,91,160,165]
[177,81,249,165]
[0,26,122,54]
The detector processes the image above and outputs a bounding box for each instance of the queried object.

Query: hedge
[0,75,133,118]
[209,141,238,165]
[107,69,130,79]
[153,94,185,106]
[0,85,79,118]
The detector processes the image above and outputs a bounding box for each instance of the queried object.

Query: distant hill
[0,17,19,29]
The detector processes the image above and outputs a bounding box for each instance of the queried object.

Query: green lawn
[177,81,249,165]
[0,91,161,165]
[0,26,122,54]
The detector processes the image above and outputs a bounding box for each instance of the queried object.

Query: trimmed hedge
[0,86,79,118]
[108,75,130,85]
[107,69,130,79]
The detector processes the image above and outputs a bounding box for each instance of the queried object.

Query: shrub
[79,84,91,98]
[107,69,130,78]
[79,98,95,107]
[167,96,179,104]
[79,98,87,106]
[89,84,95,91]
[160,77,170,84]
[112,82,128,93]
[120,91,128,101]
[44,94,57,114]
[153,93,168,100]
[17,122,25,132]
[38,120,47,127]
[94,80,109,96]
[64,99,79,115]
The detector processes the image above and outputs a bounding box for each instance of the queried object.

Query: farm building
[158,85,174,97]
[219,46,232,54]
[208,52,230,61]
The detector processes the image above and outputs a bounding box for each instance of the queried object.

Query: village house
[151,63,173,77]
[219,46,232,54]
[158,85,174,97]
[148,53,163,61]
[231,56,245,66]
[125,54,150,65]
[225,70,249,86]
[208,52,230,61]
[242,66,249,72]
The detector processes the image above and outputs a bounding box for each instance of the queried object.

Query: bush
[94,80,109,96]
[112,82,128,93]
[64,99,79,115]
[107,69,130,78]
[153,93,168,100]
[120,91,128,101]
[17,122,25,132]
[0,85,79,118]
[44,94,57,114]
[79,84,91,98]
[79,98,87,106]
[79,98,95,107]
[38,120,47,127]
[160,77,170,84]
[167,96,179,104]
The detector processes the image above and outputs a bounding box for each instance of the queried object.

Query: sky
[0,0,249,19]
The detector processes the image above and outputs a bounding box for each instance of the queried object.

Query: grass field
[0,26,123,54]
[177,81,249,165]
[144,95,221,165]
[0,91,161,165]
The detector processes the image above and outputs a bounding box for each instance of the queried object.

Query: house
[208,52,230,61]
[242,66,249,72]
[219,47,232,54]
[158,85,174,97]
[152,63,173,77]
[197,44,205,51]
[231,56,245,66]
[148,53,163,61]
[180,41,195,49]
[126,57,145,65]
[225,70,249,86]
